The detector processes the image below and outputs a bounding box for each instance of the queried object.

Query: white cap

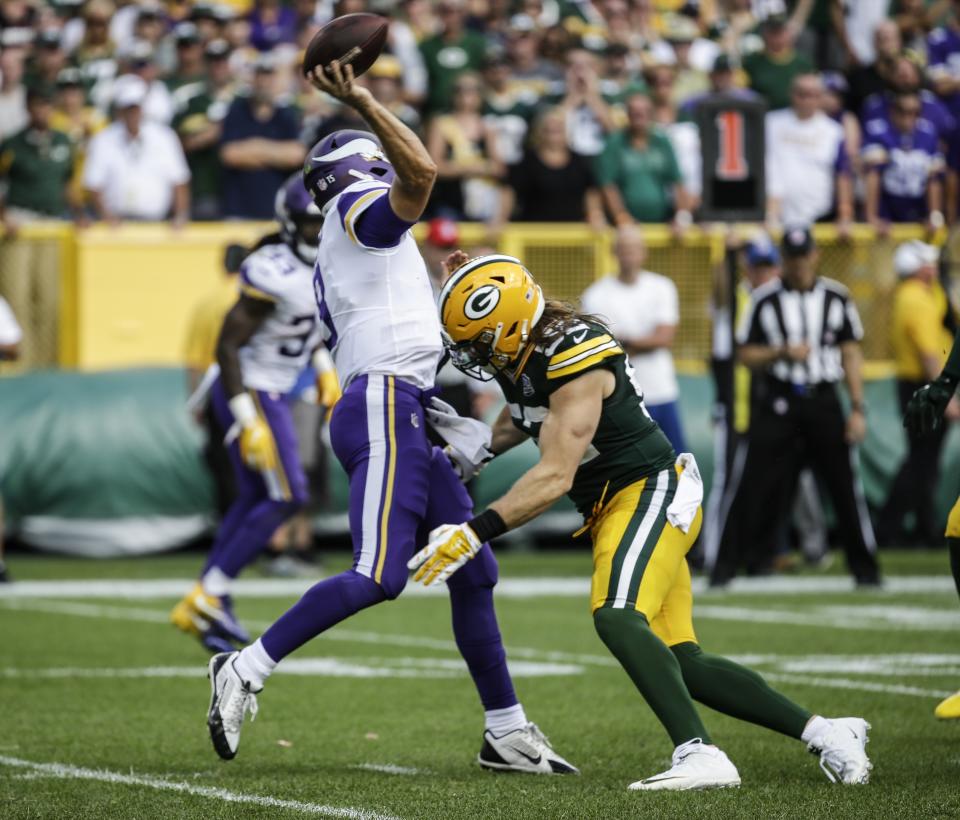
[894,240,938,277]
[112,74,148,109]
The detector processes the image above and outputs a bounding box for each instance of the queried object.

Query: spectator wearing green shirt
[172,39,237,220]
[0,86,75,225]
[0,86,76,368]
[419,0,488,114]
[596,93,693,231]
[743,15,814,110]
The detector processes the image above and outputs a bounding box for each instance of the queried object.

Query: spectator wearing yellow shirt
[183,243,248,516]
[878,241,959,546]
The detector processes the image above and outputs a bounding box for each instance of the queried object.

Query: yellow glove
[316,368,342,410]
[313,348,341,420]
[228,393,278,471]
[407,522,482,586]
[239,419,278,471]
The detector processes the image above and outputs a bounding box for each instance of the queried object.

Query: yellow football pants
[947,495,960,539]
[589,467,702,647]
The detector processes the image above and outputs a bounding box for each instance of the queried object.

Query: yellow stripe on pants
[374,376,397,584]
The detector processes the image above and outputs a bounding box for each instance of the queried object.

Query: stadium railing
[0,221,956,372]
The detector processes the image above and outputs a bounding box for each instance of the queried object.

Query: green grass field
[2,549,959,819]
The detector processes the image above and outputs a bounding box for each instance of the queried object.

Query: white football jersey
[238,241,323,394]
[314,179,443,390]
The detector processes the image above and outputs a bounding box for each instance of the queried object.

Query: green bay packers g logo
[464,285,501,320]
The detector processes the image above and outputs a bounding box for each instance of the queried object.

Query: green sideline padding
[0,368,958,555]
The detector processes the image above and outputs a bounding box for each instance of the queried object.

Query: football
[302,13,389,79]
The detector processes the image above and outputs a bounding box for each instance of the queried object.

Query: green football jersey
[495,320,676,516]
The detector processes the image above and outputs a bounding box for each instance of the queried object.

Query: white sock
[233,639,276,690]
[801,715,830,744]
[485,704,528,736]
[201,567,231,598]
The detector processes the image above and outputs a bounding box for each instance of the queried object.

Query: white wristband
[929,210,945,229]
[312,347,335,374]
[228,393,258,428]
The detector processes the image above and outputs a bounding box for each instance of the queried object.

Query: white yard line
[0,657,583,680]
[0,756,399,820]
[695,604,960,632]
[0,598,619,668]
[763,673,953,699]
[0,575,955,600]
[352,764,427,776]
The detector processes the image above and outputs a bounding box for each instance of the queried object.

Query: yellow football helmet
[438,254,544,380]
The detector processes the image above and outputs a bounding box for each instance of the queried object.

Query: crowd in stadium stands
[0,0,959,232]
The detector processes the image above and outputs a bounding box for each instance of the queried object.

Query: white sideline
[0,574,955,600]
[0,756,399,820]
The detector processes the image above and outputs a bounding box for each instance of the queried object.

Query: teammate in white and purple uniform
[204,59,577,775]
[170,175,325,652]
[862,93,946,225]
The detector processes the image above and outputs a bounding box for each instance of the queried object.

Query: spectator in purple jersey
[863,92,946,236]
[247,0,298,52]
[861,56,957,142]
[927,1,960,115]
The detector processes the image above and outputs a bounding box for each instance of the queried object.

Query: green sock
[948,537,960,600]
[671,642,811,739]
[593,607,711,746]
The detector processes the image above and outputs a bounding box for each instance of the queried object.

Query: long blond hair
[528,299,608,346]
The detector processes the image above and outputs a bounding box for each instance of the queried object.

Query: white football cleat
[629,738,741,791]
[478,722,580,775]
[807,717,872,784]
[207,651,261,760]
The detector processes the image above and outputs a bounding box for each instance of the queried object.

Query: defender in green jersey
[408,252,873,791]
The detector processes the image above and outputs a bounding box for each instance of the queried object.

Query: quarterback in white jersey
[171,175,337,654]
[314,174,442,390]
[206,60,576,777]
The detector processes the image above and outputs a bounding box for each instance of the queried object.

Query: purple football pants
[259,374,518,711]
[203,378,308,579]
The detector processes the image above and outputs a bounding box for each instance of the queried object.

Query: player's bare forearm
[841,341,864,406]
[351,94,437,220]
[490,404,528,455]
[216,296,274,398]
[488,370,607,529]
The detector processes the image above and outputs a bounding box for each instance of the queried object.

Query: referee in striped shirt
[711,227,881,587]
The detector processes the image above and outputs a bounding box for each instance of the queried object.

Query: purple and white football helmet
[302,129,395,214]
[275,173,323,263]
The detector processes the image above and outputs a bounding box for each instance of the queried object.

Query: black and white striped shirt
[737,277,863,385]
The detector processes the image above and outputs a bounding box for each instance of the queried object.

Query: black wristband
[467,509,508,543]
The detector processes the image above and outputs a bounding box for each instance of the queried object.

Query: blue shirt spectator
[219,59,304,219]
